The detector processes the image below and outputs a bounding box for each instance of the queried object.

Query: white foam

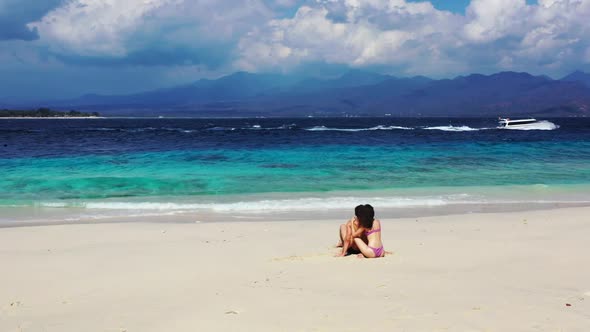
[84,202,201,210]
[423,125,480,132]
[161,127,196,133]
[39,202,69,208]
[371,125,413,131]
[207,126,236,131]
[243,124,297,130]
[278,123,297,129]
[305,125,412,132]
[37,196,460,214]
[23,192,590,219]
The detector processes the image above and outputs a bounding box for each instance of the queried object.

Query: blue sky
[1,0,589,100]
[421,0,537,13]
[421,0,539,12]
[411,0,473,12]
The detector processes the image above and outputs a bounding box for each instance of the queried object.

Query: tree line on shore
[0,108,100,117]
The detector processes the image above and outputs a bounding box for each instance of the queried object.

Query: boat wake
[423,125,482,132]
[23,122,558,134]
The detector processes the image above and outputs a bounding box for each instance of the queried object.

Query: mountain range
[5,70,590,117]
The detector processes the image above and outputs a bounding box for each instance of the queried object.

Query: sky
[1,0,589,100]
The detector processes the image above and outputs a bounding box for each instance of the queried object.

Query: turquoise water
[2,142,589,202]
[1,117,590,221]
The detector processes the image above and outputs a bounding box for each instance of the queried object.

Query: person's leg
[336,223,347,247]
[350,234,367,252]
[349,240,360,252]
[336,224,353,256]
[353,238,377,258]
[337,218,355,246]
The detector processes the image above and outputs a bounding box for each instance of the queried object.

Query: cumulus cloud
[463,0,529,43]
[29,0,172,56]
[236,0,590,76]
[236,1,463,75]
[16,0,590,76]
[2,0,590,99]
[1,0,277,98]
[27,0,273,67]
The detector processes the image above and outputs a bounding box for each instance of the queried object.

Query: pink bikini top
[365,228,381,236]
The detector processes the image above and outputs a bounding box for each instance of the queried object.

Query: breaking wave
[305,125,413,132]
[36,195,467,214]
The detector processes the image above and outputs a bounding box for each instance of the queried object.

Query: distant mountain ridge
[562,70,590,88]
[7,70,590,117]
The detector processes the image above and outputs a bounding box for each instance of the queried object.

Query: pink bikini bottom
[369,245,384,257]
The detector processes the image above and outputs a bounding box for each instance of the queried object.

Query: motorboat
[498,117,549,129]
[498,117,537,128]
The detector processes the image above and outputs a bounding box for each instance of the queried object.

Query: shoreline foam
[2,200,590,228]
[3,183,590,226]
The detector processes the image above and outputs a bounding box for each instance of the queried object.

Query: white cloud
[4,0,590,89]
[28,0,273,57]
[463,0,529,43]
[236,0,590,76]
[28,0,176,56]
[236,1,462,75]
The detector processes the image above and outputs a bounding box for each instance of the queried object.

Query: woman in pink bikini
[354,204,385,258]
[336,204,386,258]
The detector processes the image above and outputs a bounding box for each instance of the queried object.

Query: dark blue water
[1,117,589,212]
[2,117,588,158]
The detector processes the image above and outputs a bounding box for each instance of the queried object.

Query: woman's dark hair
[357,204,375,228]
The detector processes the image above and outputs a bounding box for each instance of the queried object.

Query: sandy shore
[1,207,589,331]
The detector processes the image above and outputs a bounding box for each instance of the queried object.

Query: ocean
[1,117,589,224]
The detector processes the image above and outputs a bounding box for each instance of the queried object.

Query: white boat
[498,117,558,130]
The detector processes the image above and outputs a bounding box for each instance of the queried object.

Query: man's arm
[350,225,365,239]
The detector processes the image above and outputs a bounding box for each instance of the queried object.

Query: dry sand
[1,207,589,331]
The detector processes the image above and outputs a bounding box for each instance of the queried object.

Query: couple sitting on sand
[336,204,386,258]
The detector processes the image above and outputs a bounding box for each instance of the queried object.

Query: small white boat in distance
[498,117,537,128]
[498,117,558,130]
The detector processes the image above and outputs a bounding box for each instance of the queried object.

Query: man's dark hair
[357,204,375,228]
[354,205,363,217]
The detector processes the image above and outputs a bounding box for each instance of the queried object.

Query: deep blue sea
[1,117,589,223]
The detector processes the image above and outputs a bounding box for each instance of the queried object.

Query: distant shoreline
[0,116,104,119]
[0,108,101,118]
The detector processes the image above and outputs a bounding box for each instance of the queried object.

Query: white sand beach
[1,207,589,331]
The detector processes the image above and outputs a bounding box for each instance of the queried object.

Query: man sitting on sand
[336,205,366,256]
